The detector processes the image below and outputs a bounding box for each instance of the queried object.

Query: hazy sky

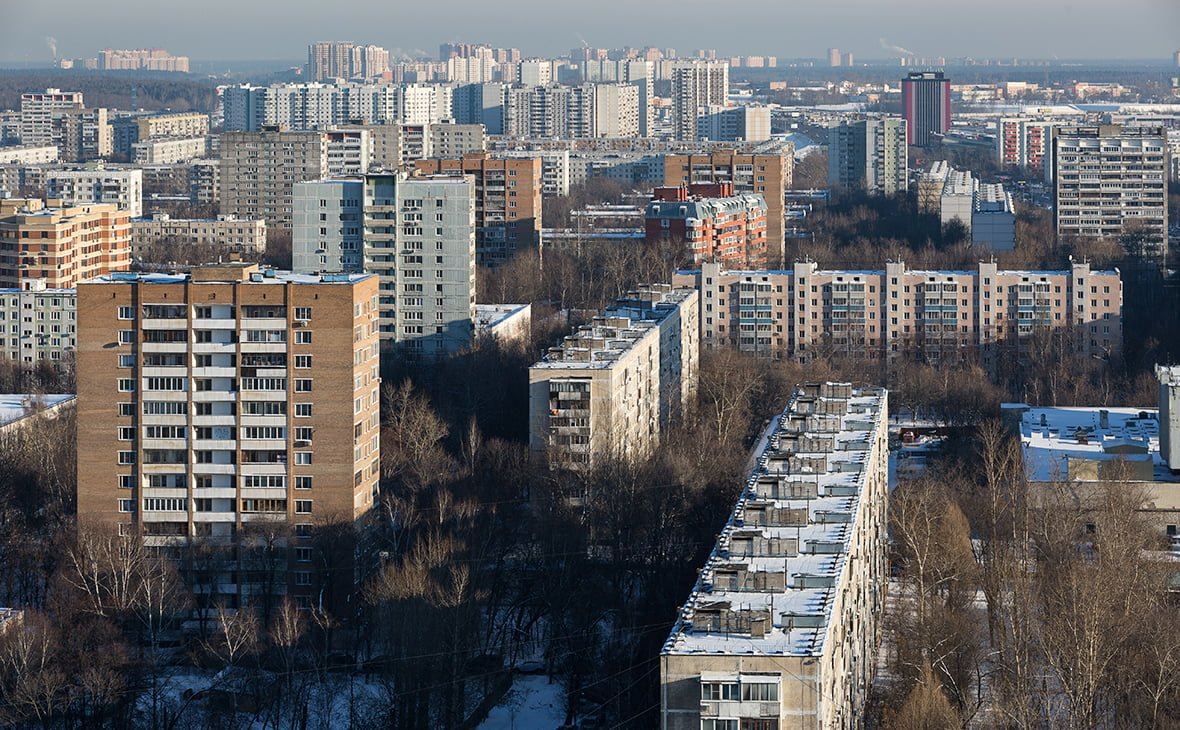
[2,0,1177,62]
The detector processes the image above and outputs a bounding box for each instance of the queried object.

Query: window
[741,683,778,701]
[119,402,135,417]
[119,354,135,368]
[119,475,133,489]
[118,427,134,440]
[294,331,312,344]
[118,451,135,465]
[294,523,313,538]
[117,306,134,320]
[119,330,135,344]
[294,379,313,393]
[294,355,312,369]
[118,379,135,392]
[294,307,312,321]
[295,547,312,562]
[295,403,313,418]
[118,499,135,513]
[244,475,286,488]
[295,476,313,490]
[701,683,739,701]
[295,500,313,514]
[295,452,312,465]
[143,498,186,512]
[295,571,312,586]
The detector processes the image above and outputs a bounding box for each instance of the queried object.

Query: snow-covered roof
[1003,403,1177,484]
[662,384,886,658]
[0,393,75,429]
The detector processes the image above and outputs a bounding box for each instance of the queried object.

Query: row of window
[120,306,314,320]
[130,401,313,417]
[119,498,315,514]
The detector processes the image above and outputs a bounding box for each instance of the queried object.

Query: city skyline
[1,0,1178,64]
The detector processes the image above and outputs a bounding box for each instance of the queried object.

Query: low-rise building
[528,286,699,469]
[972,183,1016,251]
[0,393,75,434]
[131,214,266,258]
[661,382,889,730]
[475,303,532,346]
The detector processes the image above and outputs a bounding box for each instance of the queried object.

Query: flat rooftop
[1003,403,1177,483]
[662,384,887,658]
[84,265,373,286]
[475,303,529,329]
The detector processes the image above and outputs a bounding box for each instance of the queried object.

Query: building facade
[997,118,1053,174]
[827,118,908,196]
[1051,125,1169,259]
[901,71,951,147]
[673,260,1122,370]
[661,382,889,730]
[75,263,381,610]
[219,129,329,228]
[645,183,769,269]
[663,152,792,264]
[131,214,267,258]
[45,167,143,218]
[132,136,210,165]
[528,286,699,469]
[0,279,76,366]
[19,89,84,147]
[671,61,729,141]
[413,154,542,267]
[0,199,132,288]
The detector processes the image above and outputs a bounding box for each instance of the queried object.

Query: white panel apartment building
[671,61,729,141]
[46,168,144,218]
[0,280,76,366]
[528,286,699,469]
[19,89,84,146]
[661,382,889,730]
[292,180,364,274]
[131,214,267,258]
[221,83,453,132]
[1051,124,1169,259]
[132,136,210,166]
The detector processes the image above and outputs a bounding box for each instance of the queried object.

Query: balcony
[142,342,189,354]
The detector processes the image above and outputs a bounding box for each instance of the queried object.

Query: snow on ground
[477,674,566,730]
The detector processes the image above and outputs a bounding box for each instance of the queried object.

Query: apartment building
[219,129,329,228]
[661,382,889,730]
[496,150,570,197]
[414,154,542,266]
[696,105,772,143]
[46,167,143,218]
[221,83,452,131]
[528,286,699,469]
[97,49,189,73]
[429,123,487,159]
[0,199,131,288]
[997,118,1053,174]
[1051,125,1169,259]
[663,152,791,264]
[972,183,1016,251]
[828,118,908,196]
[132,136,209,165]
[645,183,769,269]
[57,108,113,162]
[113,112,210,159]
[673,260,1122,369]
[0,279,76,366]
[19,89,84,147]
[189,159,220,205]
[325,129,372,176]
[362,173,477,354]
[293,180,364,274]
[670,61,729,140]
[131,214,266,258]
[75,263,381,610]
[0,145,58,167]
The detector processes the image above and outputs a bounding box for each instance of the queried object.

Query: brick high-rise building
[413,154,542,266]
[0,199,131,288]
[901,70,951,147]
[75,263,381,611]
[219,129,329,228]
[663,152,791,265]
[645,183,769,269]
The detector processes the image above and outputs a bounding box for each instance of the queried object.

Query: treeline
[878,424,1180,727]
[0,71,219,114]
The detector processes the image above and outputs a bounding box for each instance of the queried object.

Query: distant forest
[0,71,219,114]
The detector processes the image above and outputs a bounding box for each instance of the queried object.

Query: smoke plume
[879,38,914,57]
